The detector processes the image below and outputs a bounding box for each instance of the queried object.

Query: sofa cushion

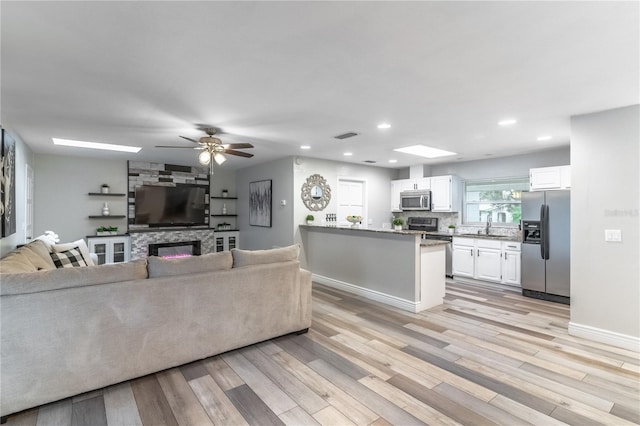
[0,240,56,274]
[231,244,300,268]
[53,239,95,266]
[147,252,233,278]
[0,259,148,296]
[50,248,88,268]
[20,240,57,271]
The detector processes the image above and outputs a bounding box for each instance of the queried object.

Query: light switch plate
[604,229,622,242]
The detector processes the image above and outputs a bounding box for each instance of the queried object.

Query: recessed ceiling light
[300,145,311,150]
[53,138,141,153]
[498,119,517,126]
[537,135,552,141]
[343,152,353,156]
[388,159,398,163]
[377,123,391,129]
[393,144,456,159]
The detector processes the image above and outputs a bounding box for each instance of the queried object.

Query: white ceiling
[2,1,638,170]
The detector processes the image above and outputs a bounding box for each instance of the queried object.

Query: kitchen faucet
[485,214,493,235]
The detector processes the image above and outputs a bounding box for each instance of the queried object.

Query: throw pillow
[53,239,95,266]
[231,244,300,268]
[50,248,88,269]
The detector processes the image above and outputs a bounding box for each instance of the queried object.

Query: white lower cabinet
[501,242,522,286]
[87,236,130,265]
[475,240,502,282]
[214,231,239,252]
[452,237,521,286]
[452,238,475,278]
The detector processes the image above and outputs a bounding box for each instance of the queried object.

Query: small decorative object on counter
[222,203,227,215]
[346,215,363,227]
[102,202,110,216]
[392,217,404,231]
[448,224,456,235]
[101,184,110,194]
[306,214,314,225]
[222,189,228,198]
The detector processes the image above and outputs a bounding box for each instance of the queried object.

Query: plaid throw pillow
[50,248,88,269]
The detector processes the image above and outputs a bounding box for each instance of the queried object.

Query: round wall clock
[301,174,331,211]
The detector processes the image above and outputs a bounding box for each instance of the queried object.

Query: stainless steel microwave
[400,190,431,211]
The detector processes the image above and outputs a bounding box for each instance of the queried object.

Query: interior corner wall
[34,154,128,243]
[236,157,295,250]
[0,132,34,257]
[570,105,640,346]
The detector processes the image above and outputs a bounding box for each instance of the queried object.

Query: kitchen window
[463,177,529,226]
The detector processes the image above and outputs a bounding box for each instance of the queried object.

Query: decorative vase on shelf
[222,189,228,198]
[102,202,110,216]
[222,203,227,215]
[101,184,110,194]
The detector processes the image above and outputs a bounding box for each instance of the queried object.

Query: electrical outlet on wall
[604,229,622,242]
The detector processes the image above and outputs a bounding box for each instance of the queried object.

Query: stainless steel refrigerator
[521,190,570,304]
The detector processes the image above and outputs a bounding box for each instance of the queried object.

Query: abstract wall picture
[249,179,272,227]
[1,129,16,237]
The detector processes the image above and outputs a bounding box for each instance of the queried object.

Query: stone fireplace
[130,229,216,260]
[148,240,201,258]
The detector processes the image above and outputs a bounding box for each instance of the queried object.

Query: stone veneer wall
[130,229,217,260]
[127,161,210,227]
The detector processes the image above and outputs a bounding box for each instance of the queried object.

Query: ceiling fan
[155,128,254,173]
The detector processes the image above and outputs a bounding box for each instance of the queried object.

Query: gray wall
[34,154,129,242]
[292,156,396,268]
[0,131,34,257]
[236,157,295,250]
[570,105,639,339]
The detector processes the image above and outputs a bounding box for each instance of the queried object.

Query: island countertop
[299,224,446,312]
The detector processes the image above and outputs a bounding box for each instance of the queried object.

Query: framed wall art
[1,128,16,237]
[249,179,272,227]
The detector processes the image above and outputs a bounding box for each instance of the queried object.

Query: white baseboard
[568,322,640,352]
[312,274,430,313]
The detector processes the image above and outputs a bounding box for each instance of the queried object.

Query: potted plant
[448,224,456,235]
[306,214,314,225]
[96,226,108,236]
[101,184,110,194]
[392,217,404,231]
[108,226,118,235]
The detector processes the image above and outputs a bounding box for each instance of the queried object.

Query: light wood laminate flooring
[6,280,639,425]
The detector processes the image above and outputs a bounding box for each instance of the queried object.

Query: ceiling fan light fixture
[198,150,211,165]
[214,153,227,165]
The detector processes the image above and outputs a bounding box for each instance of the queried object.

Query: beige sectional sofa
[0,241,312,419]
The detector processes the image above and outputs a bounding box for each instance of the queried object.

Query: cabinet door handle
[477,249,480,256]
[470,249,473,256]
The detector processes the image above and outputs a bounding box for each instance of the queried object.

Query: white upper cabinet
[430,175,461,212]
[529,165,571,191]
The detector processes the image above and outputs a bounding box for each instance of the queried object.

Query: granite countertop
[299,224,425,236]
[420,240,450,247]
[447,232,521,242]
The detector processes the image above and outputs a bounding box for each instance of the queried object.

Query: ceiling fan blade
[155,145,200,149]
[224,149,254,158]
[179,136,201,144]
[224,143,254,149]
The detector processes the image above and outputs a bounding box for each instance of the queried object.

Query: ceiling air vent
[363,160,377,164]
[334,132,359,140]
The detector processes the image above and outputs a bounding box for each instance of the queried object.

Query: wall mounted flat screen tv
[135,184,206,227]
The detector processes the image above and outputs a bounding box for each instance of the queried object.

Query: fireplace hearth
[148,240,201,257]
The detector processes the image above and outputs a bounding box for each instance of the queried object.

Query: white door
[337,179,365,226]
[25,164,34,240]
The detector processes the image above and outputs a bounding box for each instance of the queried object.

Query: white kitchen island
[299,225,447,312]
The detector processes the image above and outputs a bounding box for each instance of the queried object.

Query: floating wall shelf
[88,215,127,219]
